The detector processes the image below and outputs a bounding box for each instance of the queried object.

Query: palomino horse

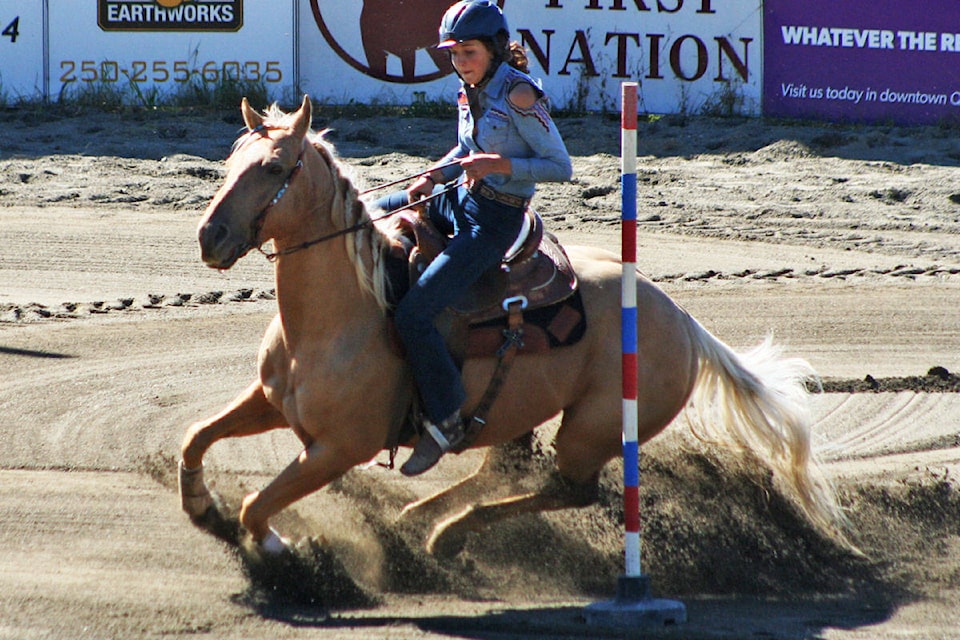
[180,95,845,557]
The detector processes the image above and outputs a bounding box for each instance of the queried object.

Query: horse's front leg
[239,439,369,549]
[179,379,287,521]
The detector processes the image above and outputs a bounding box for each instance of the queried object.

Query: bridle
[239,125,460,262]
[235,124,306,261]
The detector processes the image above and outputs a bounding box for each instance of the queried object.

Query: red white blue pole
[584,83,685,627]
[620,82,641,578]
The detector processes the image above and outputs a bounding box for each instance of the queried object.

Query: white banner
[0,1,45,101]
[300,0,762,115]
[0,0,761,116]
[47,0,297,104]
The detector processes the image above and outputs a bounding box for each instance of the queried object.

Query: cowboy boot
[400,411,466,477]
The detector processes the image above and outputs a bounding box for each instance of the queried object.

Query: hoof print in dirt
[226,288,254,302]
[193,291,223,304]
[144,293,165,308]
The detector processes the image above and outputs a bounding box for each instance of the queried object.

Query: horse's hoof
[397,502,414,522]
[397,498,430,524]
[260,528,292,555]
[425,517,470,560]
[178,461,214,517]
[182,495,239,545]
[182,493,215,518]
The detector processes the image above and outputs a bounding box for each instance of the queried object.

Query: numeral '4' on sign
[2,17,19,43]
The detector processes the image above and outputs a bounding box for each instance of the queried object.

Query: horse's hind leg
[179,380,286,524]
[399,433,536,526]
[426,470,599,559]
[426,398,619,559]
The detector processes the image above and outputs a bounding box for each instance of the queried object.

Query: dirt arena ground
[0,103,958,639]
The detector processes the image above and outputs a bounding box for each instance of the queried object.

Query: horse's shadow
[0,345,75,359]
[236,596,899,640]
[183,473,911,640]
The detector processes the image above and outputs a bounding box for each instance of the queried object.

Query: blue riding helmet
[437,0,508,49]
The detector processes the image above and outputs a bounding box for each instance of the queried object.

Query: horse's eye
[267,164,285,176]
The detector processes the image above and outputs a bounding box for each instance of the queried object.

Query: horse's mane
[254,104,392,312]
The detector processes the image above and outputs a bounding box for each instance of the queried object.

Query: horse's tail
[682,313,850,545]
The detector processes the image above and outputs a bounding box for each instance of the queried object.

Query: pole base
[583,574,687,628]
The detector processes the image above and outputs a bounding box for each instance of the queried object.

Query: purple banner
[764,1,960,125]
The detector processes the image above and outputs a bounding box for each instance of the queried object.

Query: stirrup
[431,411,467,449]
[400,412,465,476]
[423,420,455,453]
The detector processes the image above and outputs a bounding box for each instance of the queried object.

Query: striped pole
[620,82,641,578]
[584,81,686,628]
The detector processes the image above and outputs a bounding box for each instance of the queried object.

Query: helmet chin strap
[462,53,501,143]
[482,56,503,84]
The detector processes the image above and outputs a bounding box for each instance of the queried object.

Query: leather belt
[472,182,531,209]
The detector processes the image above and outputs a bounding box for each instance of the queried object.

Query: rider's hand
[461,154,510,181]
[406,174,436,214]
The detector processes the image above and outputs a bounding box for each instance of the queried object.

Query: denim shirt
[434,62,572,199]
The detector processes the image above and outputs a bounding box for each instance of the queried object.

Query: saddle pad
[464,288,587,358]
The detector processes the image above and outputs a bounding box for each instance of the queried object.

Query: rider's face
[449,40,494,86]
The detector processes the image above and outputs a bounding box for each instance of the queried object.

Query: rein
[257,185,458,262]
[358,159,463,196]
[246,136,460,262]
[239,124,467,262]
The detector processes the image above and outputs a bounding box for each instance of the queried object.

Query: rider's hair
[504,41,529,73]
[485,34,528,74]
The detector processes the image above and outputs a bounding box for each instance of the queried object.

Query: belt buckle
[476,183,526,209]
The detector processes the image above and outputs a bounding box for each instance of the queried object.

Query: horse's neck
[271,147,386,349]
[272,242,380,348]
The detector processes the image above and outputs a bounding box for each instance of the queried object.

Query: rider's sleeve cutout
[507,81,541,111]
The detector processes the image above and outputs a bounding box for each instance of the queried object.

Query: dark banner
[764,0,960,124]
[98,0,242,32]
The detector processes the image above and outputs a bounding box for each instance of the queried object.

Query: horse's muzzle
[198,220,250,270]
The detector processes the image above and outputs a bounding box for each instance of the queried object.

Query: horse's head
[197,95,313,269]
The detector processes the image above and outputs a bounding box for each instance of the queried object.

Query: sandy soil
[0,104,958,639]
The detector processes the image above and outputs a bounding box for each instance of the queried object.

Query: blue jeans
[376,184,525,423]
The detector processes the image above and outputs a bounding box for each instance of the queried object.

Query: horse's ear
[292,95,312,140]
[241,97,263,131]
